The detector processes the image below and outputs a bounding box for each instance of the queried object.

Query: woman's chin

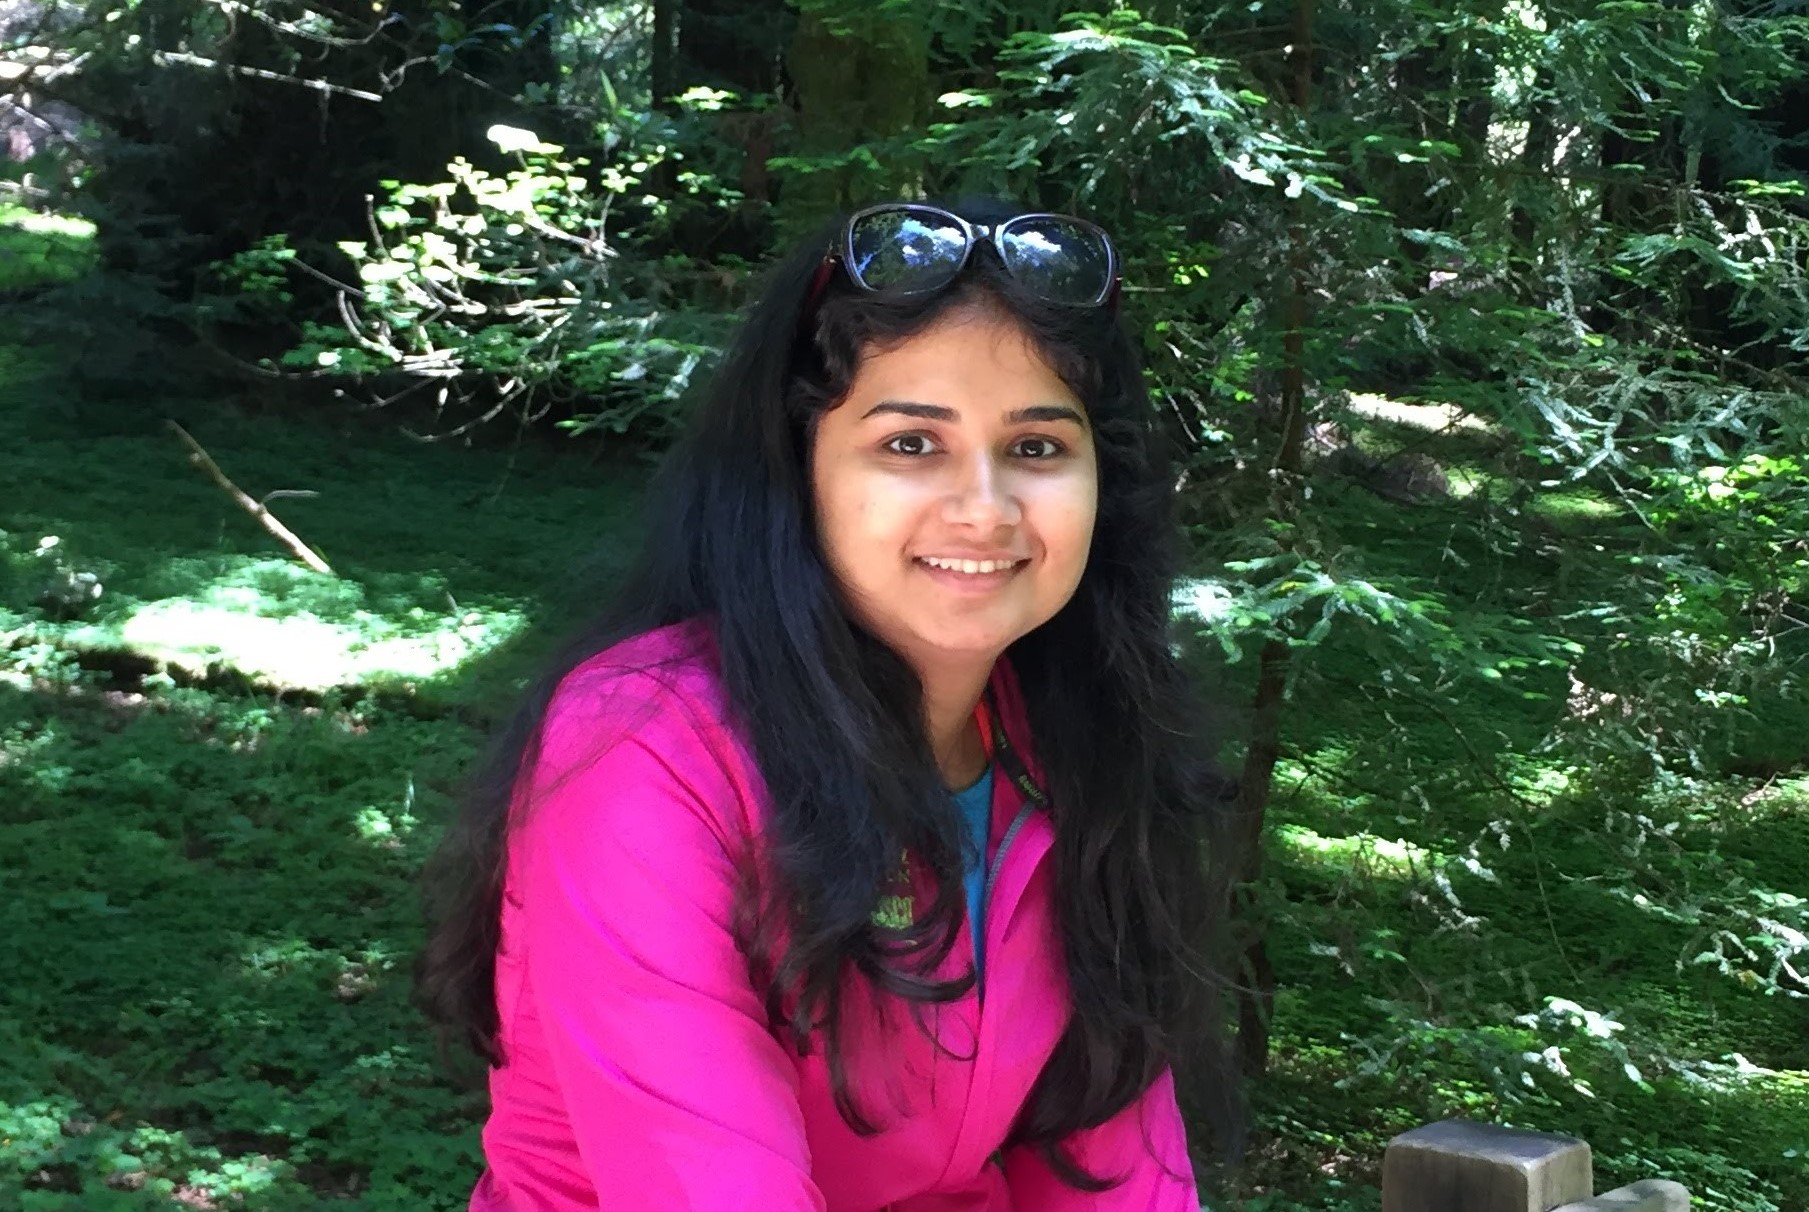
[900,625,1029,668]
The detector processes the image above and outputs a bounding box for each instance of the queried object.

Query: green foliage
[912,18,1809,1152]
[0,327,652,1206]
[266,119,731,441]
[9,0,1809,1206]
[918,11,1337,214]
[0,678,486,1210]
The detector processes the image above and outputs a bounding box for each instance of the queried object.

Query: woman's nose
[943,452,1023,530]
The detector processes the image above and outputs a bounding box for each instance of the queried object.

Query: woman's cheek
[1042,474,1099,552]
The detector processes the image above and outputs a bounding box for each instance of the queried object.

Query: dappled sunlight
[239,936,350,981]
[0,710,58,771]
[1275,824,1459,882]
[0,1090,294,1205]
[0,670,482,1205]
[0,205,96,291]
[1505,760,1573,807]
[237,936,397,1004]
[342,786,429,859]
[1172,576,1237,627]
[1347,392,1498,435]
[1769,776,1809,813]
[1529,490,1622,525]
[0,205,95,242]
[1441,465,1489,499]
[1668,1053,1809,1097]
[7,0,1807,1201]
[95,563,529,692]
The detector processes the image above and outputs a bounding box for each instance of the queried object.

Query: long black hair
[417,198,1242,1190]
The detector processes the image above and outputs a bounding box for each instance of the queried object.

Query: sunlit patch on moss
[0,205,97,290]
[1529,489,1622,525]
[1507,760,1573,805]
[1438,466,1484,498]
[83,567,529,691]
[1772,776,1809,810]
[0,716,56,769]
[1346,392,1498,435]
[0,206,96,241]
[241,937,340,978]
[0,1092,296,1204]
[1276,824,1448,880]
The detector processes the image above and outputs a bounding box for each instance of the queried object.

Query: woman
[418,199,1239,1210]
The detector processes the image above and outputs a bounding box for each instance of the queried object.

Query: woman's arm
[509,677,828,1210]
[999,1068,1198,1210]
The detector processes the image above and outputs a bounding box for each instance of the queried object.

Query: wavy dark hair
[417,198,1242,1191]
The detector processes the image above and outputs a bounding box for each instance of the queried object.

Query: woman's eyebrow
[1006,404,1088,428]
[861,400,1089,428]
[862,400,958,422]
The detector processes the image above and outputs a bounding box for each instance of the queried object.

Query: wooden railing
[1381,1121,1692,1211]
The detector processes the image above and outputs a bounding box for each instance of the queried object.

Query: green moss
[4,321,1805,1208]
[0,205,96,291]
[1530,489,1624,525]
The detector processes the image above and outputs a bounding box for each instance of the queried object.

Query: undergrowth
[2,220,1805,1210]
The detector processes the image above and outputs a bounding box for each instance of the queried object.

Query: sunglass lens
[847,209,969,294]
[998,217,1113,306]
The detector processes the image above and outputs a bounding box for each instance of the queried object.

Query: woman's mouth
[914,555,1028,580]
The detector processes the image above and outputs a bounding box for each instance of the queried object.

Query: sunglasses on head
[806,204,1122,311]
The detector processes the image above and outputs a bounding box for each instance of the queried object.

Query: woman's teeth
[918,557,1022,575]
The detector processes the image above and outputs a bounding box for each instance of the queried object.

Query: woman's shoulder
[541,619,735,752]
[555,617,724,710]
[524,618,758,840]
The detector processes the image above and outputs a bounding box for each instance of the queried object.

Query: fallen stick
[167,421,335,576]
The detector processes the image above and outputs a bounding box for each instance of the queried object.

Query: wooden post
[1383,1120,1592,1212]
[1555,1181,1692,1212]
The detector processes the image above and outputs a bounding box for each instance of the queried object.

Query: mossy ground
[3,212,1804,1209]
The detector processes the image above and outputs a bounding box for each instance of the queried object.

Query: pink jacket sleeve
[512,678,828,1210]
[999,1068,1199,1210]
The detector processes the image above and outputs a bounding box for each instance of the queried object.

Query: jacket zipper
[975,803,1036,1003]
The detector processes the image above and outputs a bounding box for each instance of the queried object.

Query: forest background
[1,0,1806,1208]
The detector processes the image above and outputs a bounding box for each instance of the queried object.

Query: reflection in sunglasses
[830,204,1119,308]
[1005,230,1064,256]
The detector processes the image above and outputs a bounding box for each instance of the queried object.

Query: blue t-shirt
[952,768,995,979]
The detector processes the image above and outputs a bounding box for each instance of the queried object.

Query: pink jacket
[472,621,1199,1211]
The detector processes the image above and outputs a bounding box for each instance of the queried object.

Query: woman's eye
[884,433,939,457]
[1012,436,1065,460]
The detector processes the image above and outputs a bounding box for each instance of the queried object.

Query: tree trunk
[671,0,791,254]
[1230,0,1315,1081]
[782,0,931,228]
[1596,108,1680,343]
[1453,31,1493,155]
[644,0,680,202]
[651,0,679,112]
[679,0,788,94]
[1512,64,1557,246]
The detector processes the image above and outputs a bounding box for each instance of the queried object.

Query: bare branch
[151,50,383,102]
[167,422,335,576]
[197,0,388,49]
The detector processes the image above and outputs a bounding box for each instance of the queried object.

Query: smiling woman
[812,310,1099,781]
[416,198,1242,1211]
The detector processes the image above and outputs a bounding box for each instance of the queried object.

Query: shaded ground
[1183,407,1808,1210]
[3,210,1805,1210]
[2,209,651,1209]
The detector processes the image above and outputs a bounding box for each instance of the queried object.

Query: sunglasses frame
[811,203,1122,310]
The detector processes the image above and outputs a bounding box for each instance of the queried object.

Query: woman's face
[810,307,1099,675]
